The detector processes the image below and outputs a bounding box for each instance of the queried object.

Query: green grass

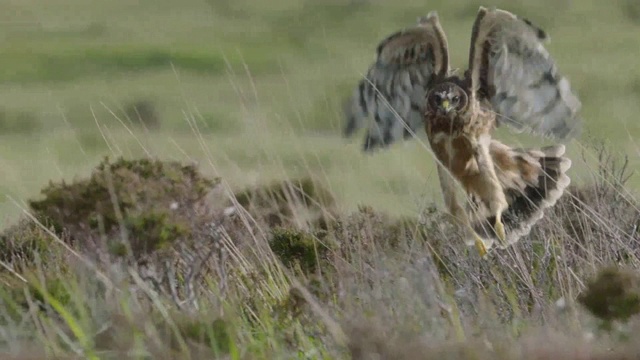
[1,0,639,226]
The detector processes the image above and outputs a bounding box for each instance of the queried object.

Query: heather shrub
[27,157,219,259]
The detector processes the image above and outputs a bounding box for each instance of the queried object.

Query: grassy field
[2,0,640,358]
[1,0,640,228]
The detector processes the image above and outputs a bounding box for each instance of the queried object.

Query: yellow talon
[474,235,488,258]
[494,217,507,246]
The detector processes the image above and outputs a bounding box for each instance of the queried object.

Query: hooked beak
[441,99,452,113]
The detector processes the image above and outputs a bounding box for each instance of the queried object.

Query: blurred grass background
[1,0,639,228]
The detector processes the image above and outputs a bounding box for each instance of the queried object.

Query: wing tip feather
[471,6,581,141]
[418,10,442,27]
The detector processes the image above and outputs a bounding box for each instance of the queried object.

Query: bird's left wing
[344,12,450,151]
[467,6,582,140]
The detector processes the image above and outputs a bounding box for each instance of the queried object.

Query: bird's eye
[433,94,442,104]
[452,95,460,102]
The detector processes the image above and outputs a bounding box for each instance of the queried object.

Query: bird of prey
[343,7,582,256]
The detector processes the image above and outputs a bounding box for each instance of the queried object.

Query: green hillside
[2,0,639,227]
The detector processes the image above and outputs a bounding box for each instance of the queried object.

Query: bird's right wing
[343,12,450,151]
[467,6,582,140]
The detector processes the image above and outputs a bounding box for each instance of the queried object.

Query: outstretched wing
[467,7,582,140]
[343,12,450,151]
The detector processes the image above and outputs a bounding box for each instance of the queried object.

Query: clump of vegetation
[0,269,75,321]
[578,266,640,326]
[0,219,67,271]
[233,177,335,230]
[27,157,220,260]
[269,227,330,274]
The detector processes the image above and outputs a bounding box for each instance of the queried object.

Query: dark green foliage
[28,157,219,259]
[0,271,72,320]
[269,228,328,273]
[578,266,640,324]
[172,316,232,355]
[29,276,72,308]
[124,211,189,253]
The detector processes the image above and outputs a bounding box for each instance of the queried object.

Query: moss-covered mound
[579,266,640,325]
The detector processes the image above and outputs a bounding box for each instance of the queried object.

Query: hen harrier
[343,7,582,256]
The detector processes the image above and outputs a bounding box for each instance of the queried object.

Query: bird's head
[426,82,468,117]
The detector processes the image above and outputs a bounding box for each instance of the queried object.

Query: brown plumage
[343,7,581,256]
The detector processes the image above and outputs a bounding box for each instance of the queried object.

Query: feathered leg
[436,163,490,256]
[470,135,509,246]
[473,142,573,246]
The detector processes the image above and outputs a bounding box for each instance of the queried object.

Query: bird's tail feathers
[469,144,571,247]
